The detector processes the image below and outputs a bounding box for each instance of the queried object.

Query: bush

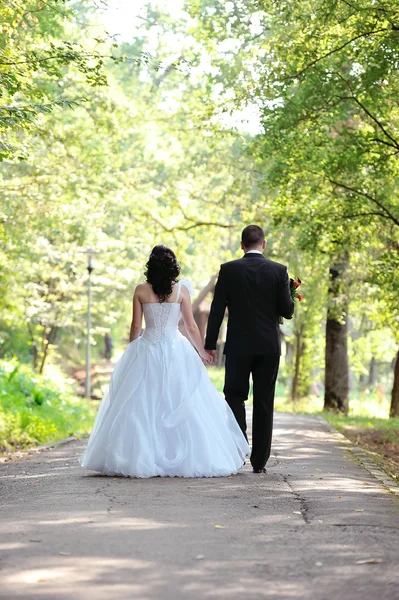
[0,359,96,453]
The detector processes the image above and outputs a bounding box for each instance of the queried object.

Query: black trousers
[224,354,280,470]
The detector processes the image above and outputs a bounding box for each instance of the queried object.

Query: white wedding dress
[79,281,249,478]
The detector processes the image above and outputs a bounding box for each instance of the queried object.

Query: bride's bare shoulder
[134,282,150,297]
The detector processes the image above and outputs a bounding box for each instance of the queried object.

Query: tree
[0,2,264,371]
[0,1,120,162]
[187,0,399,412]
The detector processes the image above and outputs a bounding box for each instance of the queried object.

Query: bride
[79,245,249,478]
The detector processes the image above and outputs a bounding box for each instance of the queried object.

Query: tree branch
[141,210,234,232]
[371,137,399,151]
[340,211,391,220]
[328,178,399,227]
[339,95,399,151]
[152,56,183,89]
[290,28,389,79]
[352,94,399,149]
[336,74,399,149]
[247,27,271,42]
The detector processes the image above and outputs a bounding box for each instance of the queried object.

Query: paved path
[1,413,398,600]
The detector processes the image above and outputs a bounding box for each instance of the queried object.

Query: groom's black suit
[205,252,294,470]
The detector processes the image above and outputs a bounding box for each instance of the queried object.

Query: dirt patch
[343,428,399,482]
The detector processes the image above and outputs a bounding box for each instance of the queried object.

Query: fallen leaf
[338,496,342,499]
[355,559,383,565]
[32,484,40,487]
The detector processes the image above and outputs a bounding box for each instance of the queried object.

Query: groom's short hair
[241,225,265,248]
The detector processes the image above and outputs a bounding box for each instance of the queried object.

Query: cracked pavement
[0,412,398,599]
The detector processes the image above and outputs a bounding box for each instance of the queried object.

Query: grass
[322,413,399,481]
[0,360,97,454]
[207,366,226,394]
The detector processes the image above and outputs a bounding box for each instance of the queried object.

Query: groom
[205,225,294,473]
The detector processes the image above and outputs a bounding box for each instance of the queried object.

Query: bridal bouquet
[279,278,303,324]
[290,277,303,302]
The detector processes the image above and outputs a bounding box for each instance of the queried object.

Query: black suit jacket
[205,253,295,356]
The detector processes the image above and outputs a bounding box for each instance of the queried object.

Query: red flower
[289,277,303,302]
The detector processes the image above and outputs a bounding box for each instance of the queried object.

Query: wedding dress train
[79,281,249,478]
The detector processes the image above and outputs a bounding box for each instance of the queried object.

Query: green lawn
[207,366,226,394]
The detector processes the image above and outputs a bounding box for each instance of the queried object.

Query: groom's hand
[207,350,217,363]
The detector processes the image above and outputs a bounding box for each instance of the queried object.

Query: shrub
[0,359,96,453]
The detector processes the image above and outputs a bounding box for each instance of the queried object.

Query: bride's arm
[129,286,143,342]
[180,287,211,364]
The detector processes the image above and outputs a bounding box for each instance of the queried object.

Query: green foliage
[188,0,399,324]
[0,359,96,452]
[186,0,399,414]
[1,1,267,371]
[207,365,228,395]
[0,1,113,161]
[1,0,398,421]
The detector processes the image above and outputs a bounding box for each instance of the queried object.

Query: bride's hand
[200,350,212,365]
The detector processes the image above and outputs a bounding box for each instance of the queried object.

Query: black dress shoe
[253,467,266,474]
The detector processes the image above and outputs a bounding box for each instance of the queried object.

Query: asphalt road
[1,412,398,600]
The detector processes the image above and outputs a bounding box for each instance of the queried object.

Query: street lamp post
[85,248,95,399]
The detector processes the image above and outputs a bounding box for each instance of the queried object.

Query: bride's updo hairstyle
[145,245,180,302]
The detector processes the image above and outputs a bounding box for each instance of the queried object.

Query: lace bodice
[141,280,193,344]
[142,303,181,343]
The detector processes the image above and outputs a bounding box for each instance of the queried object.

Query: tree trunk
[389,351,399,418]
[324,254,349,414]
[285,341,294,362]
[38,326,58,374]
[180,275,216,339]
[27,322,38,370]
[291,331,303,402]
[192,275,217,314]
[368,356,377,388]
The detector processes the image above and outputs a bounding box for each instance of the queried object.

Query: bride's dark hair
[145,245,180,302]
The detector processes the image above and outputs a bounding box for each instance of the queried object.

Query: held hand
[200,350,213,365]
[206,350,217,364]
